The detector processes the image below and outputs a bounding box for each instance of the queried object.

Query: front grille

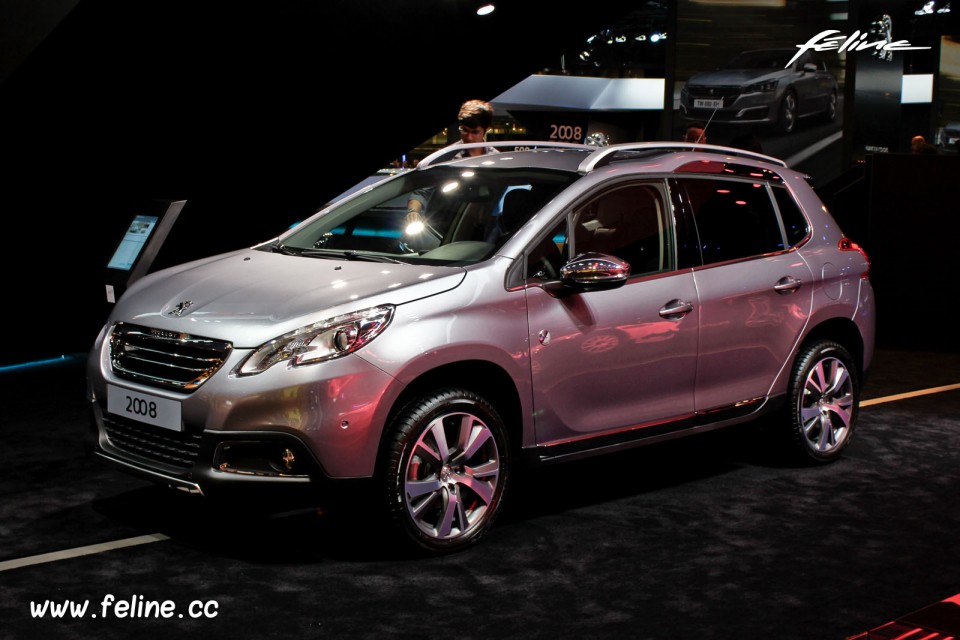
[109,322,232,391]
[686,85,742,102]
[102,413,202,471]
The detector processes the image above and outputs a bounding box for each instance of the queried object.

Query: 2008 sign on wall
[549,124,584,142]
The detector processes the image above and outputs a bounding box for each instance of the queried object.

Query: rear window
[678,178,786,265]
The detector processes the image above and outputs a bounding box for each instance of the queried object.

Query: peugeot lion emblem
[169,300,194,317]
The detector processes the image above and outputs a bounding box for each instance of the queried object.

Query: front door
[524,182,700,448]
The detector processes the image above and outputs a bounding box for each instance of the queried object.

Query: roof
[418,141,788,173]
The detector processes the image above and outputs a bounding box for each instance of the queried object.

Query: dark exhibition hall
[3,1,960,639]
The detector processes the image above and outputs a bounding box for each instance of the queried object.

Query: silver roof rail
[417,141,593,169]
[577,141,788,173]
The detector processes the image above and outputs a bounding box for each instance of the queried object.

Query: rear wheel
[782,340,859,463]
[380,389,510,555]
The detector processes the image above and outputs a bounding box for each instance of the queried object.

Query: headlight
[746,80,778,93]
[237,305,394,375]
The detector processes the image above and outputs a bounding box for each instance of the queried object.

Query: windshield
[268,166,579,265]
[725,50,793,70]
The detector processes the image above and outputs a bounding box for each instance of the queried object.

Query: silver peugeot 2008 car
[87,141,875,555]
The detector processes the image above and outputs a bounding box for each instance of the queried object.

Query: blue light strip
[0,354,85,374]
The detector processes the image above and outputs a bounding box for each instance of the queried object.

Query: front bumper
[679,88,780,125]
[86,328,402,500]
[89,399,334,503]
[679,102,775,125]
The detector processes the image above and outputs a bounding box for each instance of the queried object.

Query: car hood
[111,248,466,347]
[687,69,783,86]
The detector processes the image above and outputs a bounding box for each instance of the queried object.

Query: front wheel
[380,389,511,555]
[777,90,798,133]
[822,91,837,122]
[782,340,859,464]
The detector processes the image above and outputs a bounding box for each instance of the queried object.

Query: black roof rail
[417,141,593,169]
[577,141,788,173]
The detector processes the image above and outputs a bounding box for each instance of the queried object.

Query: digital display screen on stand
[107,214,161,271]
[105,200,185,304]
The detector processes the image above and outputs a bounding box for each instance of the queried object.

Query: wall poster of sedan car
[674,0,847,168]
[675,0,952,168]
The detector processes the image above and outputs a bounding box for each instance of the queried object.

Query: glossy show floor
[2,348,960,639]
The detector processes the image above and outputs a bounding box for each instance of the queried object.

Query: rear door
[674,176,813,412]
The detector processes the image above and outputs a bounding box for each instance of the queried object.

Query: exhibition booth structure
[341,1,960,356]
[406,0,957,186]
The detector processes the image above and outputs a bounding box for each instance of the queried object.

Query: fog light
[281,448,295,471]
[216,442,307,477]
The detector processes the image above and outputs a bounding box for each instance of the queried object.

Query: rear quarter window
[771,185,810,247]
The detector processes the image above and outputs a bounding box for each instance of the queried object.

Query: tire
[782,340,859,464]
[822,91,837,123]
[380,388,511,555]
[777,90,798,134]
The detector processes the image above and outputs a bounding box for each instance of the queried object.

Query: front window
[571,183,672,276]
[523,182,673,280]
[270,167,578,266]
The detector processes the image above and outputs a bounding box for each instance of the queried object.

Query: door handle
[773,276,802,294]
[659,299,694,319]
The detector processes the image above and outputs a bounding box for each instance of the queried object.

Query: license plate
[107,385,182,432]
[694,98,723,109]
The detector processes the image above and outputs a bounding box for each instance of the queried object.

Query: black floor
[2,348,960,639]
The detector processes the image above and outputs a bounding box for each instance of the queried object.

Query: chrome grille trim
[686,85,741,103]
[109,322,232,391]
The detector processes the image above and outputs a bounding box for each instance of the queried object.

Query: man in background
[406,99,499,222]
[684,122,708,144]
[451,99,500,158]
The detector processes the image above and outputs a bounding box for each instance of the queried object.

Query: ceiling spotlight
[476,3,495,15]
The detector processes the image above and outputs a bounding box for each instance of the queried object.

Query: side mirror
[557,252,630,291]
[802,62,817,73]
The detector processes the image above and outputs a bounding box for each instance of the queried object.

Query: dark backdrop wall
[1,0,636,365]
[823,152,960,353]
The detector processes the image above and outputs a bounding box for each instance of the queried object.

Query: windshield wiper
[297,248,406,264]
[271,242,302,256]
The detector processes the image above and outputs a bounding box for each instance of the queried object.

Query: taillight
[839,237,870,279]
